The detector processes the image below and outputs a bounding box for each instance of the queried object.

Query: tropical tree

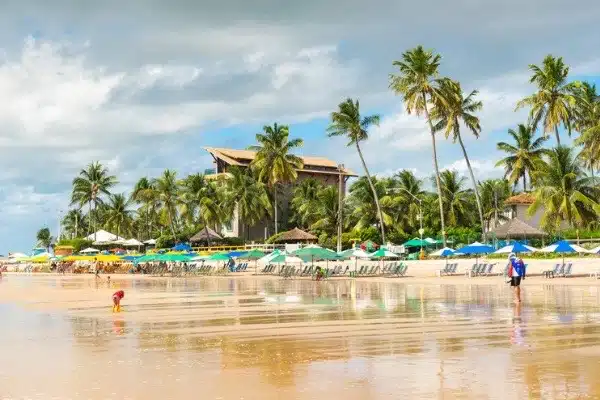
[131,177,157,240]
[61,209,86,239]
[573,82,600,177]
[528,146,600,230]
[104,194,134,239]
[310,185,341,236]
[249,123,303,235]
[290,178,322,229]
[346,176,392,232]
[437,170,475,228]
[386,170,425,234]
[479,179,512,231]
[180,173,223,245]
[327,98,386,243]
[70,161,117,239]
[36,227,53,249]
[496,124,549,191]
[516,55,577,144]
[389,45,448,245]
[222,167,272,240]
[432,79,486,241]
[152,169,180,238]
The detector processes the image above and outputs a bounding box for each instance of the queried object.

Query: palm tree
[131,177,156,240]
[36,227,53,249]
[479,179,512,231]
[180,173,223,245]
[152,169,180,238]
[61,209,86,239]
[71,161,117,240]
[249,123,304,236]
[388,170,425,233]
[496,124,549,190]
[573,82,600,178]
[327,98,386,243]
[389,45,448,246]
[516,55,577,144]
[437,170,475,227]
[432,79,486,241]
[528,146,600,230]
[290,178,322,229]
[346,176,391,234]
[104,194,134,239]
[222,167,272,240]
[310,186,340,236]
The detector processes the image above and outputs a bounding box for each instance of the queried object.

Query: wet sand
[1,274,600,399]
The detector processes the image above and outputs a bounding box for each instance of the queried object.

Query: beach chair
[466,264,478,277]
[544,263,561,278]
[560,263,573,277]
[552,264,565,278]
[481,264,495,276]
[398,264,408,277]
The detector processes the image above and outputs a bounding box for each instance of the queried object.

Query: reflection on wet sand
[1,275,600,398]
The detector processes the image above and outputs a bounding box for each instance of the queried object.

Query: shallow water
[1,275,600,399]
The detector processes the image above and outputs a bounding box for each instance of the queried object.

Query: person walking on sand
[508,253,526,303]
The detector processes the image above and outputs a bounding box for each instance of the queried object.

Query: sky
[1,0,600,254]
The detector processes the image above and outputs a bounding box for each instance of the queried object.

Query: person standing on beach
[112,290,125,312]
[508,253,526,303]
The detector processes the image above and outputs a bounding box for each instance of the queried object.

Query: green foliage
[57,238,93,253]
[265,232,283,244]
[358,226,381,244]
[36,227,52,248]
[444,226,482,247]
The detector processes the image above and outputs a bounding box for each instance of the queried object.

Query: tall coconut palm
[516,55,577,144]
[310,186,340,236]
[36,227,53,249]
[61,208,86,239]
[327,98,386,243]
[479,179,512,231]
[389,170,425,233]
[180,173,223,245]
[496,124,549,190]
[131,177,156,240]
[528,146,600,230]
[437,170,475,228]
[71,161,117,240]
[152,169,180,238]
[290,178,322,229]
[249,123,303,236]
[222,166,272,240]
[346,176,391,233]
[432,79,486,241]
[104,194,134,239]
[389,45,448,246]
[573,82,600,178]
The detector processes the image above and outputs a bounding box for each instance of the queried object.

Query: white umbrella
[143,239,157,245]
[588,245,600,254]
[430,247,456,257]
[84,230,124,242]
[80,247,100,254]
[8,252,28,259]
[123,238,143,247]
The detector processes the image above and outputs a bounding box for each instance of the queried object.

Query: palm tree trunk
[93,202,97,241]
[355,142,386,244]
[88,202,92,236]
[554,126,561,145]
[523,174,527,192]
[456,132,486,242]
[422,93,447,247]
[203,218,212,246]
[167,205,177,238]
[273,186,279,235]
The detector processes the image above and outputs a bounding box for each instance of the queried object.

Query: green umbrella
[403,238,430,248]
[134,254,159,263]
[293,247,338,260]
[370,248,399,258]
[238,249,266,260]
[208,253,230,261]
[158,254,192,262]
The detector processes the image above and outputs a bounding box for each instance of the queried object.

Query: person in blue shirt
[508,253,526,303]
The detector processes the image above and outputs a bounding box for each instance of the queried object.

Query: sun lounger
[544,263,561,278]
[559,263,573,277]
[466,264,478,277]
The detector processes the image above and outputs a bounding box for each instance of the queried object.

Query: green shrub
[57,238,93,253]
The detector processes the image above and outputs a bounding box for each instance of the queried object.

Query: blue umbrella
[120,255,140,261]
[227,251,247,258]
[172,243,192,252]
[540,240,588,263]
[456,242,495,255]
[494,242,537,254]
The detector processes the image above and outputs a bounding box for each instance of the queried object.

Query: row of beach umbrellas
[433,240,598,258]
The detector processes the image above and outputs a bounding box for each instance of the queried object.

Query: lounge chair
[544,263,561,278]
[465,264,478,277]
[552,264,565,278]
[559,263,573,277]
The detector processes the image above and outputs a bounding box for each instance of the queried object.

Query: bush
[358,226,381,244]
[266,232,283,244]
[219,236,245,246]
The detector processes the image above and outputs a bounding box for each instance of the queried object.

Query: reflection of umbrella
[494,242,537,254]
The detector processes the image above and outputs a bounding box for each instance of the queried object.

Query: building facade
[203,147,357,240]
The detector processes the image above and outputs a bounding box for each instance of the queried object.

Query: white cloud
[442,158,503,182]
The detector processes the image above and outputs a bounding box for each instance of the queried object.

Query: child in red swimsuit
[112,290,125,312]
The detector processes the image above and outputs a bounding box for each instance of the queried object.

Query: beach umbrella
[590,245,600,254]
[494,242,537,254]
[143,239,157,245]
[258,249,283,265]
[430,247,456,257]
[403,238,431,248]
[455,242,495,255]
[540,240,589,263]
[208,253,230,261]
[237,249,267,274]
[369,248,400,258]
[80,247,100,254]
[338,248,370,259]
[172,243,192,252]
[226,251,247,258]
[270,254,304,264]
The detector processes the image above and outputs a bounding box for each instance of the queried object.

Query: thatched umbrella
[189,227,223,243]
[274,228,317,243]
[491,218,545,240]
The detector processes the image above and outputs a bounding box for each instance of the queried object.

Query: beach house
[203,147,356,240]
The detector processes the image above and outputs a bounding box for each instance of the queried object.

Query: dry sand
[1,272,600,399]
